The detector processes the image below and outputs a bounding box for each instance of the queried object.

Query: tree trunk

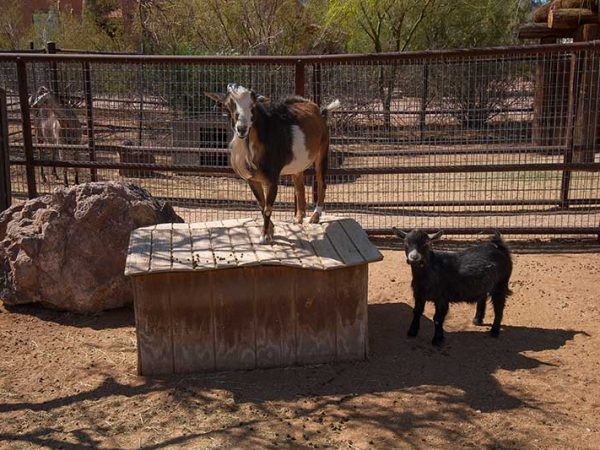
[518,23,575,39]
[548,8,598,29]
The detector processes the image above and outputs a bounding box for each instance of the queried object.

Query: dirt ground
[1,245,600,449]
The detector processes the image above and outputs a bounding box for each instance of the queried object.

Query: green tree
[0,0,32,50]
[325,0,438,130]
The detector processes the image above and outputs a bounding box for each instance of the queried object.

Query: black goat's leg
[407,297,426,337]
[432,300,449,346]
[473,295,487,325]
[490,292,507,338]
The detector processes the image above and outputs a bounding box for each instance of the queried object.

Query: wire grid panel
[312,49,599,235]
[0,46,599,238]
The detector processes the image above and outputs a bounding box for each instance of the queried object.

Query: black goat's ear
[428,230,443,241]
[204,92,227,104]
[391,227,407,239]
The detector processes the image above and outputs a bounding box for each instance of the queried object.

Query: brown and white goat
[206,83,340,243]
[29,86,83,186]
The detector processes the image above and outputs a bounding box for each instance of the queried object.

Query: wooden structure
[124,217,383,375]
[520,0,600,162]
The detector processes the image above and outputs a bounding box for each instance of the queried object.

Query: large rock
[0,182,183,313]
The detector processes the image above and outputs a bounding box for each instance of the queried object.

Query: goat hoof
[472,317,484,326]
[431,336,445,346]
[295,214,305,224]
[490,328,500,338]
[309,212,321,224]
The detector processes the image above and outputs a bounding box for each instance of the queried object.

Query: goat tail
[490,230,511,257]
[321,99,341,118]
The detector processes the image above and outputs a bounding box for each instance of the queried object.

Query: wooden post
[572,24,600,163]
[83,62,97,181]
[16,59,37,199]
[312,63,322,106]
[560,53,579,208]
[0,89,12,211]
[46,42,60,97]
[532,38,572,149]
[137,64,144,146]
[420,63,429,141]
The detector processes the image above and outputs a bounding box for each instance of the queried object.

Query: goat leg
[490,290,507,337]
[473,295,487,325]
[407,297,425,337]
[309,152,328,224]
[292,174,306,224]
[432,300,449,346]
[260,181,278,244]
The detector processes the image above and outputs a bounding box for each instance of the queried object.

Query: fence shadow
[0,302,581,449]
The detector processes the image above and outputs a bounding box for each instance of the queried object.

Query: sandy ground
[1,245,600,449]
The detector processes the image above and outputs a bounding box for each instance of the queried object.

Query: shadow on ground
[3,303,135,330]
[0,301,582,449]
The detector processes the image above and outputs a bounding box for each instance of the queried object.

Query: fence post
[83,62,97,181]
[295,60,305,97]
[46,41,60,97]
[138,64,144,146]
[0,89,12,211]
[16,59,38,199]
[420,63,429,141]
[312,63,322,106]
[560,52,579,209]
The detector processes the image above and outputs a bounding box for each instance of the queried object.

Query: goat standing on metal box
[29,86,83,186]
[206,83,340,243]
[392,228,513,346]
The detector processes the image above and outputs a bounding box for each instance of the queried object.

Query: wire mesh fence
[1,42,599,239]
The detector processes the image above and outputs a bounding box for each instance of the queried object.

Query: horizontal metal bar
[10,159,600,175]
[156,197,600,210]
[333,107,535,115]
[14,142,569,158]
[1,40,598,64]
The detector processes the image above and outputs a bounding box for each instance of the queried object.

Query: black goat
[392,228,513,346]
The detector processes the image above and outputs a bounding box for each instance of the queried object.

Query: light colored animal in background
[205,83,340,243]
[29,86,83,186]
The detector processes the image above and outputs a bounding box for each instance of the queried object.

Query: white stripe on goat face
[228,85,254,139]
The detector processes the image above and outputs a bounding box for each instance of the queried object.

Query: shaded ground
[1,249,599,449]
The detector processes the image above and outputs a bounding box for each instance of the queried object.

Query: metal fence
[1,41,600,239]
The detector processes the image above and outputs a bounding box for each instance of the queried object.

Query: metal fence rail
[1,41,599,239]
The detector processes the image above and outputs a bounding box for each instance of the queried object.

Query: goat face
[205,84,269,140]
[29,86,51,108]
[392,228,443,267]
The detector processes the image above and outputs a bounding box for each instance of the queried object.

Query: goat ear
[428,230,443,241]
[250,90,270,103]
[256,94,270,103]
[391,227,407,239]
[204,92,227,104]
